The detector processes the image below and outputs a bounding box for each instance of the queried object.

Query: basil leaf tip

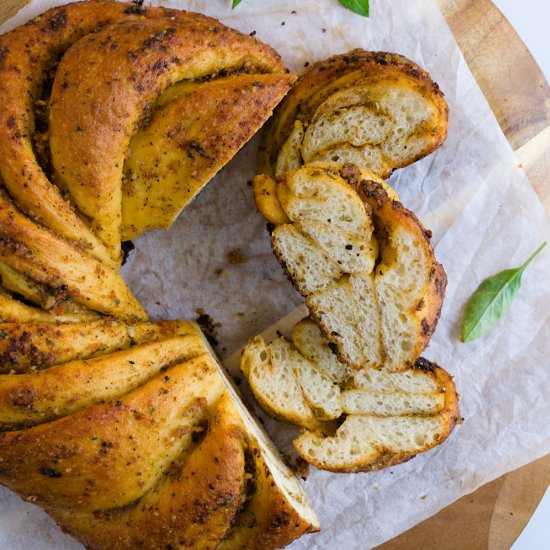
[461,242,547,342]
[232,1,370,17]
[338,0,370,17]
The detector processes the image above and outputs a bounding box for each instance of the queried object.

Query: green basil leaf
[338,0,370,16]
[232,0,242,8]
[462,242,547,342]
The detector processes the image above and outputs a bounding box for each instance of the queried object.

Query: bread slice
[254,163,446,371]
[291,318,351,383]
[241,335,340,428]
[294,412,456,473]
[241,322,459,473]
[259,50,448,179]
[356,179,447,370]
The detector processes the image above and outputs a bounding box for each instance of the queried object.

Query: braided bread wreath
[0,1,460,549]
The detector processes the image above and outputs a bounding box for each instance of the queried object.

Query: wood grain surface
[1,1,549,549]
[381,0,550,548]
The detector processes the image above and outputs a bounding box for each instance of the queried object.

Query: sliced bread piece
[294,412,456,473]
[357,180,447,370]
[241,321,459,474]
[241,336,339,429]
[340,389,444,416]
[255,163,445,371]
[259,50,448,179]
[291,318,351,383]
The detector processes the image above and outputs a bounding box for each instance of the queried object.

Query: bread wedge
[259,50,449,179]
[241,319,459,473]
[254,163,446,371]
[0,317,319,549]
[121,72,295,240]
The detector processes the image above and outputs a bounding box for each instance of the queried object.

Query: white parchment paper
[1,1,550,548]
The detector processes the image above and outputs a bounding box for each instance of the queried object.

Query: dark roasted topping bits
[195,309,220,347]
[227,249,248,264]
[124,0,147,15]
[39,467,62,478]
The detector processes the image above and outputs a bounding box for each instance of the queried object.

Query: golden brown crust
[253,174,290,225]
[0,310,317,548]
[0,291,98,324]
[0,319,200,374]
[0,337,207,428]
[122,73,295,240]
[0,319,129,373]
[219,439,320,550]
[51,393,248,550]
[0,0,287,263]
[0,193,146,321]
[0,0,294,320]
[259,49,449,178]
[0,4,316,547]
[355,179,447,366]
[0,355,224,511]
[49,12,288,256]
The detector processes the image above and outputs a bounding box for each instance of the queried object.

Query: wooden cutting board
[381,0,550,548]
[1,0,549,549]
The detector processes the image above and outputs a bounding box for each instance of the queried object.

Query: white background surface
[492,2,550,549]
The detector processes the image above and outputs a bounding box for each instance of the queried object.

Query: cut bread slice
[241,335,339,428]
[356,179,447,370]
[241,321,459,473]
[259,50,448,179]
[307,273,383,369]
[294,413,455,473]
[291,318,351,383]
[341,389,444,416]
[0,335,208,428]
[272,224,343,293]
[254,163,446,371]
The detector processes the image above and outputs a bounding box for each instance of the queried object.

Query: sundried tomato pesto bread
[254,163,447,372]
[0,314,319,549]
[259,49,449,178]
[241,319,459,473]
[0,0,295,320]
